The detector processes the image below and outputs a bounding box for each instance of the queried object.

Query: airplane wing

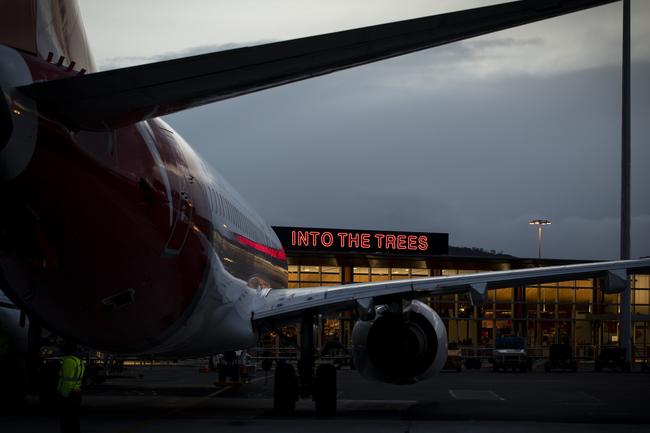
[18,0,616,130]
[252,259,650,324]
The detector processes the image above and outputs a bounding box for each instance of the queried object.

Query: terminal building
[270,226,650,364]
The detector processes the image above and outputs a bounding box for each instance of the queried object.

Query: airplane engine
[351,299,447,384]
[0,85,11,150]
[0,44,38,181]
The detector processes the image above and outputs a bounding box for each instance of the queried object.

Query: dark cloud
[466,37,544,49]
[99,41,272,70]
[81,0,649,261]
[159,46,649,261]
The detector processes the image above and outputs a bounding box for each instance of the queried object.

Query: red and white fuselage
[0,0,287,357]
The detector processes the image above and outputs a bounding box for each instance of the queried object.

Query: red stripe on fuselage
[234,234,286,261]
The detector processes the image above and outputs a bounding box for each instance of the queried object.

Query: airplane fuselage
[1,46,287,356]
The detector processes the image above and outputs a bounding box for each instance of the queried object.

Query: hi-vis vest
[57,356,85,397]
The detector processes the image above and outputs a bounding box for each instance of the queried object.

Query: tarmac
[2,361,649,433]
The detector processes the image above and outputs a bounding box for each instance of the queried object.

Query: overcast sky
[78,0,649,260]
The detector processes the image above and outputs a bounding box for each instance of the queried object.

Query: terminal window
[288,265,342,288]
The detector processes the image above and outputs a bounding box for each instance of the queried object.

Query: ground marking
[448,389,505,401]
[116,374,267,433]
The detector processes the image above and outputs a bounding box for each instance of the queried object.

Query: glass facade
[283,258,650,363]
[288,265,342,288]
[352,267,430,282]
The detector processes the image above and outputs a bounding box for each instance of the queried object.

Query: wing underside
[253,259,650,325]
[18,0,617,130]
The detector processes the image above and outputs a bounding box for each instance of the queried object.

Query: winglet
[356,297,376,321]
[468,282,488,306]
[601,269,629,293]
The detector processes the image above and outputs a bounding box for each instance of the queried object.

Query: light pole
[620,0,632,372]
[529,219,551,259]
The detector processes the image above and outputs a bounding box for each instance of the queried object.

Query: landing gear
[26,320,58,411]
[314,363,336,415]
[0,353,27,412]
[38,359,60,411]
[0,312,61,411]
[273,361,297,415]
[271,313,338,416]
[0,315,28,411]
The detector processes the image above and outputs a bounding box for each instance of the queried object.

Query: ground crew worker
[58,342,85,433]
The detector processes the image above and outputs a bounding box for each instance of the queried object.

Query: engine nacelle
[0,44,38,180]
[0,85,11,151]
[352,300,447,384]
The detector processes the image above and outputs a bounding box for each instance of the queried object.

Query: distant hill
[447,246,515,259]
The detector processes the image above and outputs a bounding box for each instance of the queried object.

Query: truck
[492,336,529,372]
[595,347,629,372]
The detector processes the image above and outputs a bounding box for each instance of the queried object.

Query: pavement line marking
[448,389,505,401]
[116,375,267,433]
[116,388,231,433]
[488,390,505,401]
[580,392,601,402]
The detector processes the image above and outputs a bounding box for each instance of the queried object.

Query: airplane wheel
[314,363,336,416]
[273,362,297,415]
[0,354,26,412]
[38,360,60,413]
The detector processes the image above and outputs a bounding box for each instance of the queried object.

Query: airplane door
[137,120,195,256]
[164,175,194,256]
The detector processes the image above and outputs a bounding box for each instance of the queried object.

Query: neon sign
[273,226,448,256]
